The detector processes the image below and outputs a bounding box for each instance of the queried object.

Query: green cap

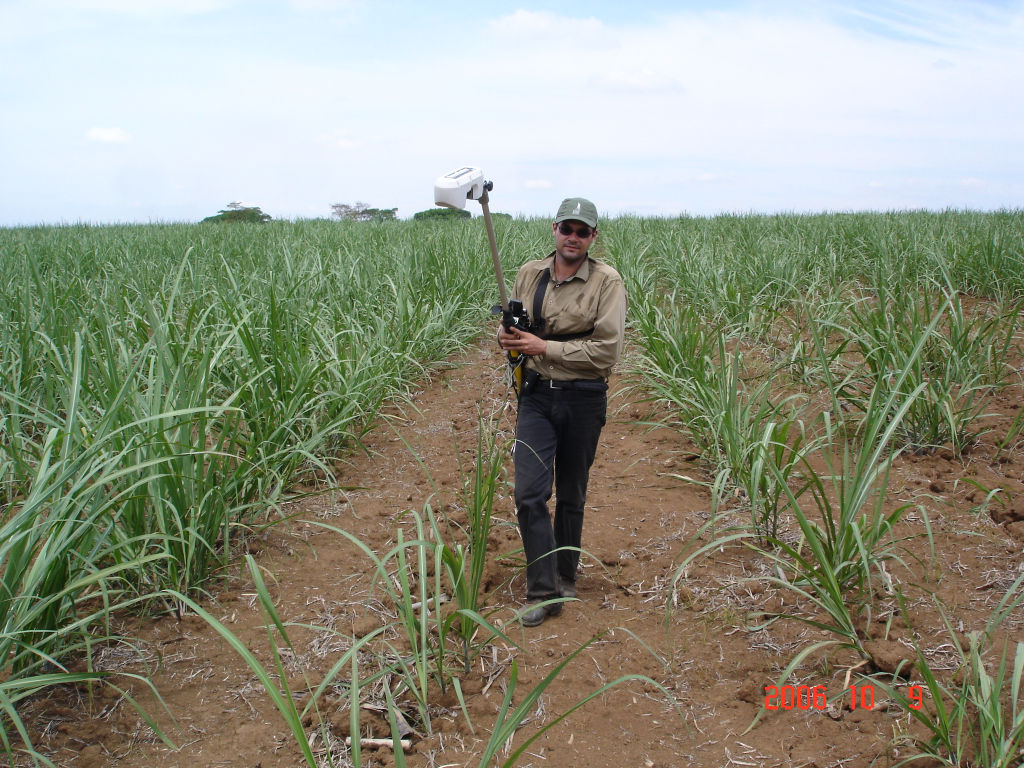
[554,197,598,228]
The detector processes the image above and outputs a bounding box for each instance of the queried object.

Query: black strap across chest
[532,269,550,328]
[532,268,594,343]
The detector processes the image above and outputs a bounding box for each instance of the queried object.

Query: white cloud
[524,180,552,189]
[489,9,604,36]
[317,131,358,150]
[85,126,131,144]
[589,68,685,94]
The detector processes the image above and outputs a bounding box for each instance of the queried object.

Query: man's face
[552,219,597,262]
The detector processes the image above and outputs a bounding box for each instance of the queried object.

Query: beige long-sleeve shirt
[511,252,627,381]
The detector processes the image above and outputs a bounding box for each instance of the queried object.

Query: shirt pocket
[544,304,593,336]
[543,288,597,336]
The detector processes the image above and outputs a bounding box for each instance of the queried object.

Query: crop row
[612,210,1024,767]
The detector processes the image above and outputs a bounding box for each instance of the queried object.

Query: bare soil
[22,335,1024,768]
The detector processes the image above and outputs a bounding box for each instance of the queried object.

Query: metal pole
[478,190,509,311]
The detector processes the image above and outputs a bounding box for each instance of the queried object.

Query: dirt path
[28,336,1024,768]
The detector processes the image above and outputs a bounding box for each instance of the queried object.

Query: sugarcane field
[2,211,1024,767]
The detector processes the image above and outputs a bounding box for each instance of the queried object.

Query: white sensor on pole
[432,166,508,311]
[434,166,487,209]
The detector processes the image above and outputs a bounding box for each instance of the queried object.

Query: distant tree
[412,207,472,221]
[202,202,271,224]
[331,202,397,222]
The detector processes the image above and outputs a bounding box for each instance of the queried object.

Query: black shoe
[521,600,562,627]
[558,577,577,599]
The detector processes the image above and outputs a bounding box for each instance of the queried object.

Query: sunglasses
[557,222,595,238]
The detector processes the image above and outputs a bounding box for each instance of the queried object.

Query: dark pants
[514,383,607,600]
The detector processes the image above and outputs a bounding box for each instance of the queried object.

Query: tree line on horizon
[201,201,474,224]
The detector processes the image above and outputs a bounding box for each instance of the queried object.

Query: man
[497,197,627,627]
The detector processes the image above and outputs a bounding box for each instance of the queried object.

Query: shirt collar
[546,251,591,282]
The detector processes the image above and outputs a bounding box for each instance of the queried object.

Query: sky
[1,0,1022,225]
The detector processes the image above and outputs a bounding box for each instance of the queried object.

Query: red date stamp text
[763,684,925,711]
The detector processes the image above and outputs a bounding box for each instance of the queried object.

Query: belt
[538,378,607,391]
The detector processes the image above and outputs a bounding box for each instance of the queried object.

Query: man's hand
[498,325,547,357]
